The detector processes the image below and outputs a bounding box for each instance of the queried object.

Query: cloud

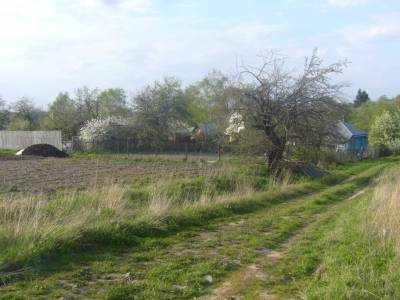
[339,14,400,42]
[328,0,374,7]
[225,23,287,42]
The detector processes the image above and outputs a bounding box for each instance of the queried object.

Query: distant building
[168,123,217,143]
[329,121,368,153]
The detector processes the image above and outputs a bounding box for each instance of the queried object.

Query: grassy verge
[0,148,16,155]
[249,164,400,299]
[0,157,397,290]
[69,151,224,164]
[303,166,400,299]
[0,158,390,299]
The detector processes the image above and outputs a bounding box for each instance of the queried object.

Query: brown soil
[0,157,221,194]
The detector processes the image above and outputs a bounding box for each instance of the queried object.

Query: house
[330,121,368,153]
[168,127,195,143]
[169,123,217,143]
[191,123,217,140]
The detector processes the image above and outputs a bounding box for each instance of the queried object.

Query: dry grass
[0,168,264,266]
[0,185,128,250]
[369,166,400,254]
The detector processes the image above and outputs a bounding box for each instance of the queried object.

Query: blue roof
[343,122,368,137]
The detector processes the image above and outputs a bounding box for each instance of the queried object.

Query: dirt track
[0,155,221,193]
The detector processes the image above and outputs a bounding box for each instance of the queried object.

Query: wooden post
[185,142,188,160]
[218,144,221,161]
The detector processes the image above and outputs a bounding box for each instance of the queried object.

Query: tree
[132,77,191,149]
[0,97,10,129]
[75,86,101,121]
[354,89,370,107]
[47,92,81,139]
[185,70,235,123]
[370,110,400,151]
[8,97,43,130]
[98,88,130,118]
[348,95,398,131]
[238,49,347,170]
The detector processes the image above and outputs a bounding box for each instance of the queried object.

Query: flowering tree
[225,112,245,142]
[79,117,130,143]
[370,110,400,151]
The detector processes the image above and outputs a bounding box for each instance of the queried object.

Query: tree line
[1,50,399,170]
[0,71,231,141]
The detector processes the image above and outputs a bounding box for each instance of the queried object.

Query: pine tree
[354,89,370,107]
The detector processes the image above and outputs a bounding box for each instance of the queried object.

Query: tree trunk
[266,146,285,171]
[264,126,286,171]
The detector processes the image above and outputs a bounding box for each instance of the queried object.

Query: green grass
[0,148,16,155]
[69,151,223,164]
[0,156,397,299]
[236,165,400,299]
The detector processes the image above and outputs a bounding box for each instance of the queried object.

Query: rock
[70,283,78,289]
[255,247,272,254]
[172,284,187,291]
[204,275,213,284]
[122,272,134,281]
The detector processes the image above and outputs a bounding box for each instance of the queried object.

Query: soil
[18,143,69,158]
[0,156,222,194]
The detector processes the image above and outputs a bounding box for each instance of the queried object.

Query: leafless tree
[238,49,348,170]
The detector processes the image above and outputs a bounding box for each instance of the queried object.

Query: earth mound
[16,144,69,158]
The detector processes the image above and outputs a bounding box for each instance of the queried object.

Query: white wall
[0,131,62,150]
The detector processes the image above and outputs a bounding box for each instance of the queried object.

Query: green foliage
[98,88,130,118]
[370,110,400,151]
[6,117,31,130]
[353,88,370,107]
[47,92,80,139]
[133,77,192,148]
[0,98,10,130]
[6,97,45,130]
[348,95,400,132]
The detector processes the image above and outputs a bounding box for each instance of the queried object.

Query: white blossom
[79,116,129,142]
[225,112,245,142]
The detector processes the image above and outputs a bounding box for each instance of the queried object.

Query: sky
[0,0,399,107]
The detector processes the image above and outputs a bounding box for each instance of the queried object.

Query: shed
[332,121,368,153]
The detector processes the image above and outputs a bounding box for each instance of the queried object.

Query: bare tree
[238,49,348,170]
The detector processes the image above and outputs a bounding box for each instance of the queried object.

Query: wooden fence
[0,131,62,150]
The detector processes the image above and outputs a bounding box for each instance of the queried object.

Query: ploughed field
[0,154,221,193]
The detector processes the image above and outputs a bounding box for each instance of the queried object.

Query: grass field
[0,153,399,299]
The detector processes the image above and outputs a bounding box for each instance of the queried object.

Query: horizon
[1,0,399,107]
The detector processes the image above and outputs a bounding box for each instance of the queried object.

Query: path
[0,165,384,299]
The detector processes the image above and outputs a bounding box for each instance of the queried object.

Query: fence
[70,137,220,156]
[0,131,62,150]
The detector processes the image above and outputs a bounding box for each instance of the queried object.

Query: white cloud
[339,14,400,43]
[328,0,374,7]
[0,0,291,103]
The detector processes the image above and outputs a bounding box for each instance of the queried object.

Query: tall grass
[369,166,400,254]
[1,156,393,272]
[0,169,264,270]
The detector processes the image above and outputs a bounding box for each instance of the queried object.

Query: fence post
[185,142,188,160]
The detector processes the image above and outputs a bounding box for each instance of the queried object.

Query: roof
[196,123,217,136]
[325,121,368,145]
[175,127,195,134]
[342,122,368,137]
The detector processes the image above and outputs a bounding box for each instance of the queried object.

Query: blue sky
[0,0,399,107]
